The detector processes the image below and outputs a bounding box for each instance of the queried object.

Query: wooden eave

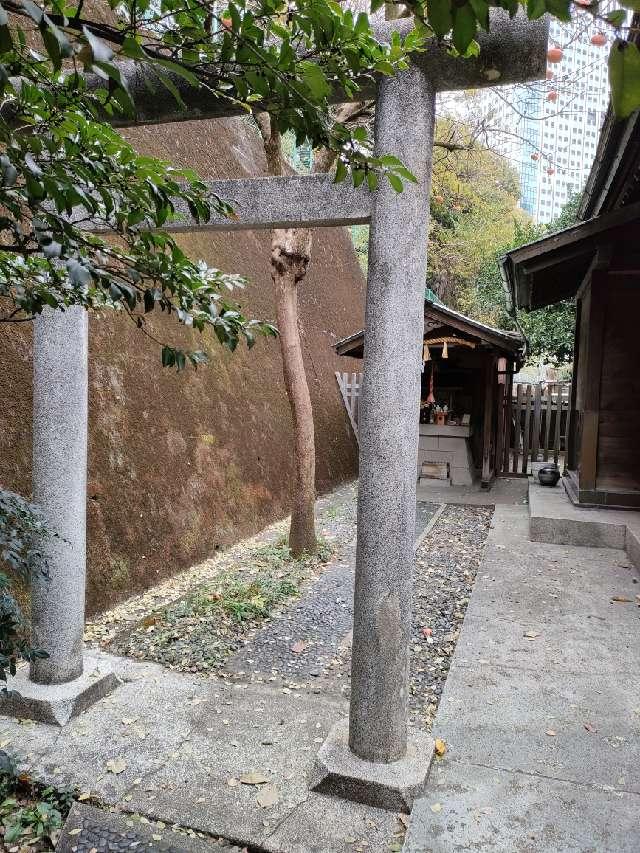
[501,200,640,311]
[335,300,523,359]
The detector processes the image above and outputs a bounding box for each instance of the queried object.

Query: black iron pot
[538,464,561,487]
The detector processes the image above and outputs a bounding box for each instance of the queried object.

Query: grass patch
[116,537,334,673]
[0,752,76,850]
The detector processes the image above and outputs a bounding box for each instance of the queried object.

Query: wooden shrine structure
[502,122,640,508]
[335,299,524,487]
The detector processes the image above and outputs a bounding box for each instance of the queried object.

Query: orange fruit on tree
[531,152,540,161]
[547,46,563,63]
[591,32,607,47]
[547,90,558,102]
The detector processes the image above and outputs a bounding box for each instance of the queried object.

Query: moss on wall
[0,116,365,615]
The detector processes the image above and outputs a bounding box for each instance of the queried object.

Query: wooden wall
[596,275,640,493]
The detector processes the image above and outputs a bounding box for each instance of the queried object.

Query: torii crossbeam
[25,7,548,806]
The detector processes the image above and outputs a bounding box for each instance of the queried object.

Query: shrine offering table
[417,423,475,486]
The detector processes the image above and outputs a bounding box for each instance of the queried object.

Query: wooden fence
[336,371,362,439]
[498,381,571,475]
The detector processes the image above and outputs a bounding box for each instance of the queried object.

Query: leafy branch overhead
[0,0,638,371]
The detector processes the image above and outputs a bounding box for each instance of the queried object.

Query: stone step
[56,803,243,853]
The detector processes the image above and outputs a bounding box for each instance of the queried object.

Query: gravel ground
[224,502,439,684]
[88,486,492,733]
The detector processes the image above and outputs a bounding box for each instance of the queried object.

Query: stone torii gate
[5,10,547,807]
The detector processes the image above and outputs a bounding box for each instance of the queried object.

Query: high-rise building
[476,14,611,224]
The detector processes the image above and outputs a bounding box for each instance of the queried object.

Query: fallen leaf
[546,730,556,737]
[584,722,597,733]
[430,803,442,813]
[398,814,410,829]
[68,828,82,836]
[611,596,633,603]
[290,641,306,654]
[77,793,91,802]
[434,738,447,757]
[227,778,240,787]
[121,717,138,726]
[422,627,432,637]
[256,784,280,808]
[239,771,270,785]
[152,835,162,841]
[106,758,127,775]
[523,631,540,639]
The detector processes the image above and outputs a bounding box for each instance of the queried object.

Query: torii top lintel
[105,11,548,127]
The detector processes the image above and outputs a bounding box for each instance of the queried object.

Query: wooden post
[566,299,582,474]
[512,383,523,473]
[481,356,497,486]
[532,384,542,463]
[521,384,532,474]
[503,365,513,473]
[553,384,563,466]
[543,382,552,462]
[578,272,606,491]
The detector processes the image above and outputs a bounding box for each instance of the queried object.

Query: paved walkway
[404,503,640,852]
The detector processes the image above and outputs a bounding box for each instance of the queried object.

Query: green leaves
[609,38,640,118]
[298,61,331,101]
[427,0,453,38]
[452,4,477,54]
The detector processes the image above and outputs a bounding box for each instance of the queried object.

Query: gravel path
[91,485,492,733]
[223,503,492,734]
[224,502,439,683]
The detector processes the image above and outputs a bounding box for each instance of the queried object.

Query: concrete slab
[403,504,640,852]
[529,478,636,550]
[404,759,640,853]
[415,477,528,506]
[310,719,434,812]
[264,792,405,853]
[1,653,403,853]
[0,655,118,725]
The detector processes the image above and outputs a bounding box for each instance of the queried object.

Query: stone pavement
[6,653,407,853]
[415,476,528,506]
[403,502,640,852]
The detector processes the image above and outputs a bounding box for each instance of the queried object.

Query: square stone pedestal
[310,719,434,813]
[0,655,119,726]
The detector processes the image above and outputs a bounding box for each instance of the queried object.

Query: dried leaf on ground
[523,631,540,639]
[546,730,556,737]
[239,771,270,785]
[430,803,443,813]
[106,758,127,774]
[256,784,280,808]
[611,596,633,603]
[290,641,306,654]
[434,738,447,757]
[584,722,597,733]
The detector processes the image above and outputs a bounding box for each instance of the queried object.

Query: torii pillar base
[0,655,118,726]
[310,719,434,813]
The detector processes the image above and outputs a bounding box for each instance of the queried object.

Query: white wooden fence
[336,371,362,440]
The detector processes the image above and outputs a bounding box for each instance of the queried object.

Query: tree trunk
[255,104,367,556]
[271,228,316,555]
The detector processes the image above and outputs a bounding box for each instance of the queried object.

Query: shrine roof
[335,299,523,360]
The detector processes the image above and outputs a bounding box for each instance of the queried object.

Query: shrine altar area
[336,298,525,488]
[418,423,474,486]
